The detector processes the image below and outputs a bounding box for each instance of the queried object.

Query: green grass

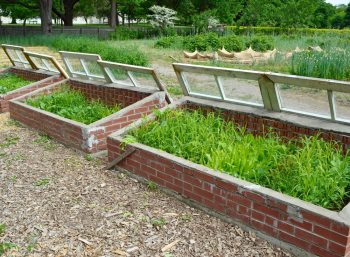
[128,109,350,211]
[25,86,122,125]
[0,73,33,94]
[0,35,148,66]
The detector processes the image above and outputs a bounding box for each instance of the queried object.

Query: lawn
[25,86,122,124]
[128,109,350,211]
[0,73,33,94]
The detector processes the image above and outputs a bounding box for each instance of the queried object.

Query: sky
[326,0,349,5]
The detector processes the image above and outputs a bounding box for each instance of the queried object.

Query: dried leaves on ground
[0,113,292,257]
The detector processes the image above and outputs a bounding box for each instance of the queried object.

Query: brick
[251,211,265,222]
[289,218,313,231]
[193,186,214,201]
[314,226,348,245]
[329,241,347,256]
[215,179,238,192]
[310,245,339,257]
[279,231,310,251]
[301,211,332,229]
[278,221,295,234]
[229,194,252,208]
[253,203,280,219]
[295,228,328,247]
[243,191,266,204]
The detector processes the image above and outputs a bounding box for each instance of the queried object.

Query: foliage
[0,73,32,94]
[246,36,274,51]
[155,36,181,48]
[148,5,178,30]
[219,34,244,52]
[130,109,350,210]
[1,35,149,66]
[291,49,350,81]
[25,86,122,124]
[0,242,17,255]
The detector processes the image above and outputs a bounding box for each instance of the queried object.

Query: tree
[148,5,178,29]
[39,0,53,33]
[52,0,80,26]
[344,2,350,27]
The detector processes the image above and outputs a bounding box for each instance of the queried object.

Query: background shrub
[219,35,244,52]
[246,36,274,51]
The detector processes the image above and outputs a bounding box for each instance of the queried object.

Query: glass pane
[31,57,46,70]
[130,72,159,89]
[220,76,263,105]
[84,60,104,77]
[183,72,221,97]
[66,58,85,74]
[277,84,331,117]
[106,67,133,86]
[7,49,19,62]
[42,59,58,72]
[335,92,350,121]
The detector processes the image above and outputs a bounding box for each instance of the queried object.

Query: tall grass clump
[0,73,33,94]
[129,109,350,210]
[26,86,121,124]
[291,49,350,81]
[0,35,148,66]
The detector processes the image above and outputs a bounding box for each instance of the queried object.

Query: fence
[0,26,114,39]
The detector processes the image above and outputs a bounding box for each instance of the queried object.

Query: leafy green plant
[130,109,350,210]
[291,50,350,81]
[147,180,158,191]
[0,242,17,255]
[0,73,32,94]
[219,34,244,52]
[246,36,274,51]
[151,217,166,228]
[0,224,5,235]
[25,86,122,125]
[0,136,20,148]
[34,178,50,187]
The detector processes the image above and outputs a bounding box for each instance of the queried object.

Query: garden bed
[0,67,63,113]
[9,78,168,153]
[107,96,350,257]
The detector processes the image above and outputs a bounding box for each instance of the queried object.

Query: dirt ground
[0,113,293,257]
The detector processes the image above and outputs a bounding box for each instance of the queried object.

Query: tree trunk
[62,0,74,26]
[39,0,53,34]
[23,18,27,27]
[11,17,17,24]
[111,0,116,28]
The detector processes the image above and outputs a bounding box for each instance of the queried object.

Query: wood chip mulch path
[0,113,293,257]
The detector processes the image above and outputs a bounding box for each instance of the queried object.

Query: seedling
[0,242,17,255]
[0,136,19,148]
[147,181,158,191]
[85,154,93,161]
[34,178,50,187]
[151,217,166,228]
[0,224,5,235]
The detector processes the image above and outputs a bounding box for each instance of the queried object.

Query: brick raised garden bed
[107,96,350,257]
[0,67,63,113]
[9,78,168,153]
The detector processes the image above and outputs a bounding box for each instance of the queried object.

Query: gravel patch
[0,113,293,257]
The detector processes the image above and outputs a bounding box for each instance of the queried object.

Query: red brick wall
[184,103,350,153]
[68,80,152,108]
[0,68,63,113]
[107,138,350,257]
[10,80,167,153]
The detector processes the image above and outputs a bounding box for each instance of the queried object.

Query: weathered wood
[24,51,69,79]
[106,147,136,170]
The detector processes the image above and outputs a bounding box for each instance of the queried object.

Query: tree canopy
[0,0,350,30]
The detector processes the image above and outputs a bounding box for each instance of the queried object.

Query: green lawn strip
[129,109,350,211]
[0,73,33,94]
[25,86,122,125]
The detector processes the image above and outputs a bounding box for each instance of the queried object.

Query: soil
[0,113,292,257]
